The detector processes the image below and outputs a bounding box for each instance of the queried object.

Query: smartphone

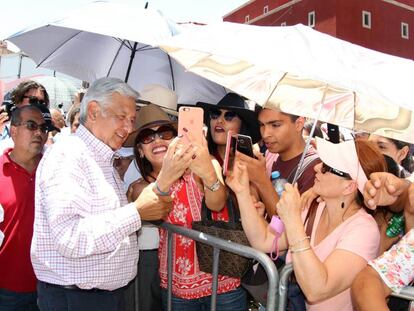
[223,130,236,176]
[178,106,204,146]
[236,134,254,158]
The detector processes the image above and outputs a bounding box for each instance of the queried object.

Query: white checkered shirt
[31,125,141,290]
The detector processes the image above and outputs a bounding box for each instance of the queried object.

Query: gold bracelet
[290,246,311,253]
[290,236,310,248]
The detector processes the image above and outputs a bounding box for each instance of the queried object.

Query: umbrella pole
[125,42,138,82]
[292,85,329,184]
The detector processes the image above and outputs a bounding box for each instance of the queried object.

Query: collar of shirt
[76,124,117,165]
[1,148,38,176]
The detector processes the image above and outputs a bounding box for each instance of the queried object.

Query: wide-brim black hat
[196,92,260,143]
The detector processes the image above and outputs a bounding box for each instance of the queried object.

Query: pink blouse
[287,202,380,311]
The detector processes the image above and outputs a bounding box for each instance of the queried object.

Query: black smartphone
[236,134,254,158]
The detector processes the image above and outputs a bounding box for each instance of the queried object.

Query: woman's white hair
[79,77,139,124]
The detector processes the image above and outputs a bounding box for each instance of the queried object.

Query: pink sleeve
[336,213,380,261]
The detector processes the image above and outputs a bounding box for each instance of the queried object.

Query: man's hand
[134,183,172,221]
[236,148,267,185]
[363,172,410,210]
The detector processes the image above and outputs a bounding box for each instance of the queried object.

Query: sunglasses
[23,96,45,106]
[209,109,239,122]
[137,125,176,144]
[16,120,49,133]
[321,163,351,179]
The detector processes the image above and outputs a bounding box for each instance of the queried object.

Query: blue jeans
[0,288,38,311]
[161,287,246,311]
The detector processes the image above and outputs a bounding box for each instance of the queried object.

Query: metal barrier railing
[391,286,414,310]
[278,263,293,311]
[159,222,280,311]
[278,263,414,311]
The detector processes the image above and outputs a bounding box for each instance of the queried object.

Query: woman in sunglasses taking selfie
[227,138,385,311]
[127,103,240,310]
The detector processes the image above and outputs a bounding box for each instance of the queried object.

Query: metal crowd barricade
[159,222,280,311]
[279,264,414,311]
[391,286,414,310]
[278,263,293,311]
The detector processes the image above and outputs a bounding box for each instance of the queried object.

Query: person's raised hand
[300,187,321,211]
[236,147,267,185]
[276,183,302,225]
[187,132,216,181]
[226,159,250,195]
[0,106,8,130]
[363,172,409,209]
[134,183,172,220]
[156,136,195,191]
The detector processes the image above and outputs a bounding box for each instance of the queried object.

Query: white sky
[1,0,246,41]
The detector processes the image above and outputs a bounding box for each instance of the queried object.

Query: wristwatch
[205,179,220,192]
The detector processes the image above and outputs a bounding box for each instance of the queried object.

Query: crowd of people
[0,76,414,311]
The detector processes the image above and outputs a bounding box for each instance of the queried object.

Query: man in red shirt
[0,105,48,310]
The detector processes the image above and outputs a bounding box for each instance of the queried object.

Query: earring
[341,202,345,209]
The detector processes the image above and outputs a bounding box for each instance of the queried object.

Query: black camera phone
[236,134,254,158]
[2,101,15,118]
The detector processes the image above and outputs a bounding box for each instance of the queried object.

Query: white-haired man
[31,77,173,311]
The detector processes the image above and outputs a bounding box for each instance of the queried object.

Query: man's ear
[295,116,305,132]
[396,145,410,165]
[9,124,17,138]
[87,101,100,122]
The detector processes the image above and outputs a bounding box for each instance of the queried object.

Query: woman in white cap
[227,138,385,311]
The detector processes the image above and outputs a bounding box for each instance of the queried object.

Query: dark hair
[383,154,400,177]
[10,80,50,108]
[389,138,413,173]
[303,120,324,139]
[133,126,177,183]
[206,109,251,157]
[134,133,155,183]
[10,105,43,125]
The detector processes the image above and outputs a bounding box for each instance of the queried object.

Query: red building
[224,0,414,59]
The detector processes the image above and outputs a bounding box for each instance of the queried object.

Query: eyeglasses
[16,120,49,133]
[209,109,239,122]
[137,125,176,144]
[321,163,351,179]
[23,96,45,106]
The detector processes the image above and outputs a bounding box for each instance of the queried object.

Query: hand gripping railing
[159,222,279,311]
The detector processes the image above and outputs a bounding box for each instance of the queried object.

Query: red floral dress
[158,173,240,299]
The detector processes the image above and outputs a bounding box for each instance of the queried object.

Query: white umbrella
[6,1,226,105]
[160,22,414,143]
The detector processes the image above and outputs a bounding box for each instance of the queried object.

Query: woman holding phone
[197,93,260,167]
[127,104,245,310]
[227,138,384,311]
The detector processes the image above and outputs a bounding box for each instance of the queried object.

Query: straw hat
[124,103,176,147]
[136,84,178,116]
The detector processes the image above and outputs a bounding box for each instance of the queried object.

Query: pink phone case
[178,106,204,146]
[223,130,236,176]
